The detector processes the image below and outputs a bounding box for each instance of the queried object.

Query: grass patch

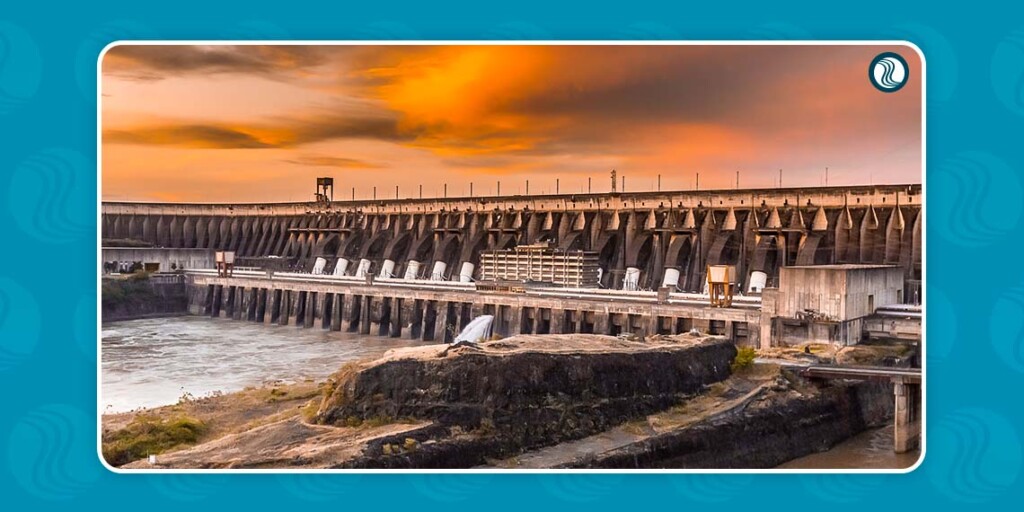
[102,415,206,467]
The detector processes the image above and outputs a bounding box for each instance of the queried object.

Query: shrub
[731,346,757,373]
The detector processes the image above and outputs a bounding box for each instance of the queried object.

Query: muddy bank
[102,275,188,322]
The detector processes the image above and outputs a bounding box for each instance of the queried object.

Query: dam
[101,183,924,457]
[103,183,922,296]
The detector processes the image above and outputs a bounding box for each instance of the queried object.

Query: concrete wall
[864,315,922,341]
[777,265,904,321]
[843,267,905,319]
[102,247,215,273]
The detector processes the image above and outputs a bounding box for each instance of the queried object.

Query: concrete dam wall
[102,184,922,294]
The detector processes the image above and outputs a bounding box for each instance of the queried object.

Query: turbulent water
[101,316,430,413]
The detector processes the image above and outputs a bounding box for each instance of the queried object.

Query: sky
[101,44,922,203]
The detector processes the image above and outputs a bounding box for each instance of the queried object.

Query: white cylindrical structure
[459,262,475,283]
[662,268,681,289]
[748,270,768,293]
[403,260,421,280]
[355,258,372,278]
[312,257,327,275]
[380,259,396,278]
[333,258,349,276]
[623,267,641,291]
[431,261,448,281]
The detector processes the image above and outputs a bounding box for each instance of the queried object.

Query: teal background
[2,0,1023,507]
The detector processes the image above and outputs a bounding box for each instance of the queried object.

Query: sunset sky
[101,44,921,203]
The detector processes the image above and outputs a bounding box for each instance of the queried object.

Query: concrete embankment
[102,274,188,322]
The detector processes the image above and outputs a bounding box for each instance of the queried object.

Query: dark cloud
[283,155,383,169]
[103,45,334,80]
[104,124,273,148]
[283,114,409,145]
[104,113,410,149]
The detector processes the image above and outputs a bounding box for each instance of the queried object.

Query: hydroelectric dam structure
[102,184,923,348]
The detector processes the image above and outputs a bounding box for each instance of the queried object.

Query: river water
[778,425,921,470]
[101,316,431,413]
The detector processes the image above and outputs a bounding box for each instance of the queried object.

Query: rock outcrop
[315,334,736,450]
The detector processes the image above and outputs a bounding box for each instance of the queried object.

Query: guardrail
[185,268,763,309]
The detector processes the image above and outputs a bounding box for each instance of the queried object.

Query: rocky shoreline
[107,334,901,469]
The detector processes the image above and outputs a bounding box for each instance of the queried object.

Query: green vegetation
[101,273,154,307]
[731,346,757,373]
[102,415,206,466]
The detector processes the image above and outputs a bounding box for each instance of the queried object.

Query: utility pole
[526,180,530,196]
[736,171,739,189]
[658,174,661,191]
[622,175,626,193]
[825,166,829,187]
[470,182,473,197]
[373,186,376,201]
[556,178,559,195]
[419,184,422,199]
[444,183,447,198]
[395,185,399,199]
[497,181,501,196]
[779,169,783,188]
[351,187,355,201]
[696,172,700,191]
[588,177,592,194]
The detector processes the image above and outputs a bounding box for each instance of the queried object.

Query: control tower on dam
[102,184,922,297]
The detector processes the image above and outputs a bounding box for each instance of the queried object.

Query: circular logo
[869,52,909,92]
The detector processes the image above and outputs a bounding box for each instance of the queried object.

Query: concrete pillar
[740,321,756,346]
[389,298,402,338]
[551,309,566,334]
[409,299,424,340]
[330,294,343,331]
[692,318,710,334]
[264,289,276,325]
[341,294,357,332]
[376,297,392,336]
[433,301,451,342]
[283,291,294,325]
[359,295,372,335]
[317,292,331,329]
[593,311,609,335]
[255,289,267,322]
[304,292,316,328]
[220,285,233,319]
[509,306,523,335]
[279,291,290,326]
[210,285,222,317]
[893,381,921,453]
[232,287,244,320]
